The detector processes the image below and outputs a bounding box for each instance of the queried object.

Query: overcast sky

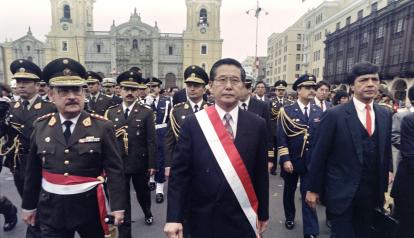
[0,0,324,61]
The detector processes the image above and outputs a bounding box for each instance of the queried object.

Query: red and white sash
[195,106,259,235]
[42,170,111,237]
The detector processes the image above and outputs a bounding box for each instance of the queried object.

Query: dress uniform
[146,77,172,203]
[102,78,123,105]
[22,58,126,238]
[165,65,210,168]
[270,80,293,174]
[105,70,157,237]
[0,59,56,197]
[86,71,114,116]
[277,74,322,238]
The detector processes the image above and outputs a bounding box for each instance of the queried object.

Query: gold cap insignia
[192,66,196,69]
[191,73,196,77]
[14,102,20,108]
[48,116,56,126]
[19,68,26,73]
[63,59,69,64]
[184,104,189,109]
[45,137,51,143]
[130,72,133,75]
[34,102,41,109]
[128,78,133,81]
[83,117,91,127]
[63,68,71,76]
[88,76,92,79]
[19,60,23,63]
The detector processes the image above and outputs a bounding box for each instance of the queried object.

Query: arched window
[132,39,138,49]
[63,5,71,19]
[199,8,207,24]
[27,45,31,51]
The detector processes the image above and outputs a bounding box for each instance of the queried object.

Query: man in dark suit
[86,71,114,116]
[277,74,322,238]
[239,77,274,172]
[306,62,394,238]
[270,80,293,175]
[254,81,270,102]
[391,112,414,238]
[22,58,126,238]
[164,58,269,238]
[105,70,157,237]
[312,81,332,112]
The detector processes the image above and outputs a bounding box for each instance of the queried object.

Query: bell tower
[183,0,223,74]
[45,0,95,64]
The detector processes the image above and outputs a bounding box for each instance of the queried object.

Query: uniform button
[64,160,70,165]
[21,125,25,128]
[64,149,69,154]
[306,141,309,144]
[64,173,69,176]
[89,150,94,153]
[42,150,46,154]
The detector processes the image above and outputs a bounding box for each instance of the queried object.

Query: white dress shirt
[297,100,311,116]
[20,95,38,110]
[188,99,203,112]
[59,113,81,133]
[239,96,251,110]
[215,104,239,138]
[122,101,137,117]
[353,97,375,133]
[256,95,266,101]
[314,97,327,112]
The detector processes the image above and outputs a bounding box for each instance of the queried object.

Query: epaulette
[173,102,186,108]
[107,104,119,110]
[36,113,55,121]
[138,102,152,110]
[90,113,107,121]
[397,108,409,113]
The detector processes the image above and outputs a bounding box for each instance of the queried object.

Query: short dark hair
[347,62,380,85]
[316,80,331,90]
[408,85,414,102]
[209,58,246,82]
[255,81,266,89]
[333,90,349,106]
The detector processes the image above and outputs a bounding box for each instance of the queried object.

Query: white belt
[155,123,167,129]
[41,178,100,195]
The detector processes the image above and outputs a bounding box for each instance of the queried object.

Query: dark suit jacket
[22,111,126,229]
[105,103,157,173]
[167,107,269,238]
[247,97,274,161]
[391,112,414,201]
[87,93,114,116]
[308,101,393,215]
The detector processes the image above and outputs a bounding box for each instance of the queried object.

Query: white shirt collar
[276,97,284,103]
[215,104,239,137]
[314,97,323,106]
[188,99,203,112]
[59,112,81,133]
[122,101,137,113]
[21,95,38,109]
[91,92,100,99]
[297,99,310,110]
[239,96,251,109]
[353,97,374,112]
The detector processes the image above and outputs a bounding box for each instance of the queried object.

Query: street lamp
[246,0,268,79]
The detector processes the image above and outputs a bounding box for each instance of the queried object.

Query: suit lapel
[50,114,67,146]
[374,104,387,165]
[67,111,89,147]
[345,101,364,164]
[234,108,248,158]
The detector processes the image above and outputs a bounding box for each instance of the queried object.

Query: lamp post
[246,0,268,80]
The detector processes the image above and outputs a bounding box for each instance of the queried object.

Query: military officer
[277,74,322,238]
[0,59,56,198]
[165,65,210,175]
[146,77,172,203]
[105,70,157,237]
[21,58,126,238]
[86,71,114,116]
[38,80,50,101]
[102,77,123,105]
[270,80,293,175]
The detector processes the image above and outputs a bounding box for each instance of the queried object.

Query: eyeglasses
[55,87,83,97]
[214,77,242,85]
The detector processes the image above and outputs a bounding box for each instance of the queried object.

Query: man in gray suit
[392,86,414,162]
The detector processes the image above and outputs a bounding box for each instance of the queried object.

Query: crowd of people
[0,57,413,238]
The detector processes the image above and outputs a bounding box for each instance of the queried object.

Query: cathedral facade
[0,0,223,88]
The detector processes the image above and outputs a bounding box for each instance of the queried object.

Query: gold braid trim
[115,126,128,155]
[277,107,309,157]
[0,136,21,170]
[169,107,181,139]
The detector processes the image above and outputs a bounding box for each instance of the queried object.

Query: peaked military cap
[42,58,86,87]
[244,75,254,88]
[274,80,287,90]
[184,65,209,85]
[10,59,42,81]
[292,74,317,91]
[85,71,103,84]
[117,70,146,89]
[102,78,117,86]
[146,77,162,86]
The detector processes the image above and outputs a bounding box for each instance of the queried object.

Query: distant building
[324,0,414,103]
[266,17,305,87]
[241,56,267,83]
[0,0,223,88]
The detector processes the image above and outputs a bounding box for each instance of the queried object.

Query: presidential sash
[195,105,259,235]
